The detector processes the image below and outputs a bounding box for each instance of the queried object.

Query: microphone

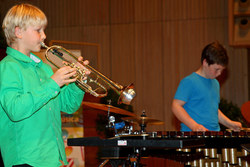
[109,116,117,134]
[109,116,115,127]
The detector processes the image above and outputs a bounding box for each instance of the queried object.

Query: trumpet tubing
[40,42,136,104]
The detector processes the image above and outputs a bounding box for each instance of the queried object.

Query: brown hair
[201,41,228,66]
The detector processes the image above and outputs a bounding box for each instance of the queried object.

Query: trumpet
[40,42,136,105]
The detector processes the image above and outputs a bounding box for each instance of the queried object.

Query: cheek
[209,69,217,77]
[213,71,219,76]
[213,70,222,78]
[216,71,222,76]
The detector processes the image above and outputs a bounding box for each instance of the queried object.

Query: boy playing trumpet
[0,3,89,167]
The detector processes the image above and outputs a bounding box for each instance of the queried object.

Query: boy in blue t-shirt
[172,41,242,132]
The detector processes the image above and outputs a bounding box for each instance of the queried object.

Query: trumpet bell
[118,84,136,105]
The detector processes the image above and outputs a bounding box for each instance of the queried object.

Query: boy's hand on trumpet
[51,66,77,87]
[76,56,90,81]
[51,56,90,87]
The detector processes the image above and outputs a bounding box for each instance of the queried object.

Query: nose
[216,70,222,77]
[41,30,46,40]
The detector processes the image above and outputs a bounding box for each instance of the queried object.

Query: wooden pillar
[248,48,250,100]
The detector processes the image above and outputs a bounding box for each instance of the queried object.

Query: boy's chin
[32,48,41,53]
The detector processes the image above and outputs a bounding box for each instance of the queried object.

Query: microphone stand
[105,100,117,135]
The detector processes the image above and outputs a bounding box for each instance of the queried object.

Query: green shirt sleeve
[59,83,85,114]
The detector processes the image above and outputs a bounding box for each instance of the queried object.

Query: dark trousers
[13,164,33,167]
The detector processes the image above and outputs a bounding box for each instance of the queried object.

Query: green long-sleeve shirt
[0,47,85,167]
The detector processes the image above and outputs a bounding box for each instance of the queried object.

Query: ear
[202,59,208,66]
[15,27,23,39]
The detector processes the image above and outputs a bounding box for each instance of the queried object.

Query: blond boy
[0,4,88,167]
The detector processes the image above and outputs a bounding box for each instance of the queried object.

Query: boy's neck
[11,43,30,57]
[195,67,207,78]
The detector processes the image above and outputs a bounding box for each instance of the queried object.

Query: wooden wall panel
[163,0,189,20]
[186,0,206,19]
[78,0,110,25]
[36,0,110,27]
[205,19,228,43]
[45,26,85,42]
[163,21,182,130]
[221,48,248,106]
[134,22,165,131]
[80,25,110,74]
[135,0,163,22]
[163,0,227,20]
[110,0,135,24]
[36,0,79,27]
[204,0,227,18]
[110,24,136,85]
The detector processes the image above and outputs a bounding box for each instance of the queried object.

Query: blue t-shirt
[174,72,220,131]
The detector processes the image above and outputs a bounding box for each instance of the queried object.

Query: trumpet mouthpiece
[40,42,48,49]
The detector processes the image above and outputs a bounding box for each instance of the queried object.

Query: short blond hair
[2,3,47,46]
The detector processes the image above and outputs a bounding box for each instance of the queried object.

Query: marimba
[151,131,250,167]
[68,131,250,167]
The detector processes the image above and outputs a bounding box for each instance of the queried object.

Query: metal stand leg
[127,148,143,167]
[99,159,127,167]
[98,159,109,167]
